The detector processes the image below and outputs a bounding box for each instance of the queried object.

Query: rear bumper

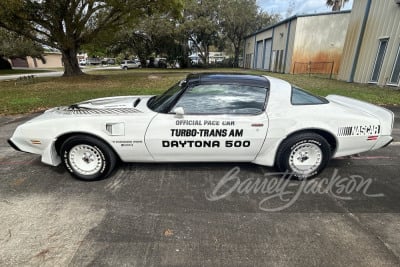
[371,136,393,150]
[381,137,393,149]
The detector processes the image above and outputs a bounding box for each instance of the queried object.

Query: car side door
[145,83,269,162]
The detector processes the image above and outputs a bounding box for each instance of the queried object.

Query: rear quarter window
[291,86,328,105]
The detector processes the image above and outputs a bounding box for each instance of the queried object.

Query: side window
[174,84,267,114]
[291,86,328,105]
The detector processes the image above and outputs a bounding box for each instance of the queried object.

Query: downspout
[283,20,292,73]
[349,0,372,82]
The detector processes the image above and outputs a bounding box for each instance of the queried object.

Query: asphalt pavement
[0,107,399,266]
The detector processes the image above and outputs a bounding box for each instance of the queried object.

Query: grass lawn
[0,69,55,76]
[0,68,399,115]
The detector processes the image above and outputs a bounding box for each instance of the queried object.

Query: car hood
[25,95,155,124]
[68,95,153,109]
[54,95,154,113]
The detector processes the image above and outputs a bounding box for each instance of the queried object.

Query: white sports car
[8,73,394,180]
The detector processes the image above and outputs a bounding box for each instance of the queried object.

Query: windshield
[147,82,185,113]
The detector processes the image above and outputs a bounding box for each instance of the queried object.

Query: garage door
[255,41,263,69]
[263,39,272,71]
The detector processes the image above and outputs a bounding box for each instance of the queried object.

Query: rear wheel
[60,135,117,181]
[276,133,331,179]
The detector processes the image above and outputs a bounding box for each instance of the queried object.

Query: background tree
[219,0,280,67]
[181,0,220,65]
[285,0,296,18]
[253,11,281,32]
[0,28,44,69]
[111,15,183,64]
[326,0,349,11]
[0,0,182,76]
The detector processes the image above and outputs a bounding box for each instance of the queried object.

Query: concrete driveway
[0,108,400,266]
[0,66,120,81]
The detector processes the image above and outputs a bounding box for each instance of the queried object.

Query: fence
[292,61,335,79]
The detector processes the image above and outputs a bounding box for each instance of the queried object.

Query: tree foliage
[0,28,44,59]
[0,0,182,76]
[220,0,280,67]
[108,14,183,65]
[181,0,220,65]
[0,0,281,72]
[0,28,44,70]
[326,0,349,11]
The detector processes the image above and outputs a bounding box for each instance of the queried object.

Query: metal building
[244,11,350,75]
[338,0,400,87]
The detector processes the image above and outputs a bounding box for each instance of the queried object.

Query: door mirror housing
[173,107,185,116]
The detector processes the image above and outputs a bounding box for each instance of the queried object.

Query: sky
[257,0,354,18]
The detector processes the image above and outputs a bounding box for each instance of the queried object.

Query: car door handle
[251,123,264,127]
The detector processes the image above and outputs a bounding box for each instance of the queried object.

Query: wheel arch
[55,132,121,161]
[274,128,338,165]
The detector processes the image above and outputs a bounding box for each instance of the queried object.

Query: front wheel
[276,133,331,179]
[60,135,117,181]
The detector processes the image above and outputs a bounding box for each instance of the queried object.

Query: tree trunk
[233,45,240,68]
[181,41,190,68]
[61,48,84,76]
[204,45,209,65]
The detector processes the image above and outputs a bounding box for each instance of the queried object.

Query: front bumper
[8,139,22,152]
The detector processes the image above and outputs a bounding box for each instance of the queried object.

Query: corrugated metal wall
[339,0,400,86]
[285,20,297,73]
[244,35,256,69]
[244,12,349,74]
[337,0,367,81]
[271,22,292,73]
[292,13,350,75]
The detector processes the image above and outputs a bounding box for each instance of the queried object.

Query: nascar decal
[162,119,249,148]
[338,125,381,136]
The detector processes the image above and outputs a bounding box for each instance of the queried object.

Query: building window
[388,43,400,86]
[370,38,389,83]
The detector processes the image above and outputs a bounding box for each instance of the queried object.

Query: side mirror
[173,107,185,116]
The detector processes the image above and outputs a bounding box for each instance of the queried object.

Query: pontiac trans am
[8,73,394,180]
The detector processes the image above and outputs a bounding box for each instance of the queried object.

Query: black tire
[123,66,128,70]
[60,135,117,181]
[276,133,331,179]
